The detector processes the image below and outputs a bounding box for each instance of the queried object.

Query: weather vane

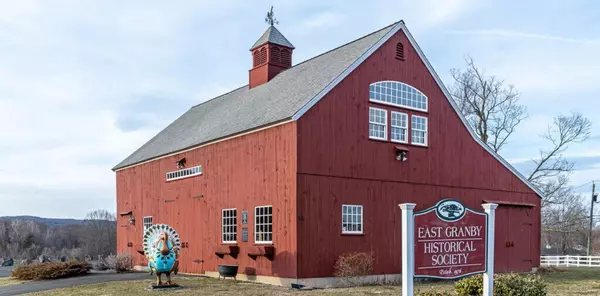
[265,6,278,26]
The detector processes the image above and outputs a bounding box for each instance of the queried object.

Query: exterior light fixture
[176,158,186,169]
[129,215,135,225]
[395,146,409,162]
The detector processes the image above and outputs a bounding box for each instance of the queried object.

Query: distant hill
[0,216,84,227]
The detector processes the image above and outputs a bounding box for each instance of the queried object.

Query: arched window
[259,48,267,65]
[253,51,260,67]
[281,49,291,67]
[271,47,281,65]
[369,81,427,111]
[395,42,404,60]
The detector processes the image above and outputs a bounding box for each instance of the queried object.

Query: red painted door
[509,207,534,272]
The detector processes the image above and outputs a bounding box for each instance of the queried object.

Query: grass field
[24,268,600,295]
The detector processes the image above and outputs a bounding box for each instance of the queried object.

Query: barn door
[493,206,511,272]
[509,207,534,271]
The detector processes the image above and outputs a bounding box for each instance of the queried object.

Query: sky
[0,0,599,218]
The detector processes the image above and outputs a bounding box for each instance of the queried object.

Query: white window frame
[222,208,237,243]
[411,115,428,146]
[342,205,363,234]
[369,107,387,141]
[369,81,428,112]
[143,216,153,233]
[390,111,408,144]
[166,165,202,182]
[254,205,273,244]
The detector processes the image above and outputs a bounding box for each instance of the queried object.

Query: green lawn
[25,268,600,296]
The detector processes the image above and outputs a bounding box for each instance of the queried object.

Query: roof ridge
[191,85,247,109]
[288,21,399,70]
[190,21,400,110]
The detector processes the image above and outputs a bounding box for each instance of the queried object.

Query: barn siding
[116,122,298,278]
[296,29,541,278]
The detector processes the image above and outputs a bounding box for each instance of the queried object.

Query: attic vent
[253,51,260,67]
[281,49,291,67]
[395,42,404,60]
[271,47,281,64]
[259,48,267,65]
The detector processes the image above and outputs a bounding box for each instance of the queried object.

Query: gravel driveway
[0,267,12,278]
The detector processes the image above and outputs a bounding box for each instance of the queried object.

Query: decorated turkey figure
[143,224,181,286]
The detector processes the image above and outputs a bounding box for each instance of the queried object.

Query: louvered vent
[281,49,291,67]
[395,42,404,60]
[259,48,267,65]
[271,47,281,64]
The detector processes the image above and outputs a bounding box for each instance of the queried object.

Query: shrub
[106,253,133,273]
[455,274,483,296]
[11,261,90,280]
[92,260,109,271]
[333,251,374,285]
[416,289,453,296]
[456,273,546,296]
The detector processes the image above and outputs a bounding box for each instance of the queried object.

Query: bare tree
[542,193,589,255]
[527,113,592,206]
[450,56,527,152]
[82,210,117,257]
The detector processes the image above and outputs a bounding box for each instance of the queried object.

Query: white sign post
[399,203,416,296]
[482,203,498,296]
[400,201,497,296]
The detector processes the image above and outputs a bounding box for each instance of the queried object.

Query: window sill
[341,233,365,236]
[221,242,238,246]
[369,138,428,148]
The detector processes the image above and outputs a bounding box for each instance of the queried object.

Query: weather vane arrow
[265,6,278,26]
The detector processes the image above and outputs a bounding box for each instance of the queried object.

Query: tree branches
[527,113,591,205]
[450,56,527,152]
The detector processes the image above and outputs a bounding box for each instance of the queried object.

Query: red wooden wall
[295,29,541,278]
[116,122,298,278]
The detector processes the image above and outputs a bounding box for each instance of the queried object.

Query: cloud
[300,11,346,30]
[448,29,600,45]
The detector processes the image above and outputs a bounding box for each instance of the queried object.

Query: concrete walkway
[0,272,152,296]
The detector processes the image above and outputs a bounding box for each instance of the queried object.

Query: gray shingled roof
[250,25,295,50]
[113,23,396,170]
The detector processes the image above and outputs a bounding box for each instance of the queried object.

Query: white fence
[541,255,600,267]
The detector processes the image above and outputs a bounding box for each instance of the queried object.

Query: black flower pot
[218,265,238,279]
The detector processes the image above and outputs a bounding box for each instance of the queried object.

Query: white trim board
[291,21,544,198]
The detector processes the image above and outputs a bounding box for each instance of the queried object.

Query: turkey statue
[143,224,181,286]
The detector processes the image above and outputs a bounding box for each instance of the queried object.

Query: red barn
[113,21,542,287]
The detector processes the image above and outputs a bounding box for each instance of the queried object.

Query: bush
[333,251,374,285]
[105,253,133,273]
[11,261,90,280]
[92,260,108,271]
[416,289,453,296]
[456,273,546,296]
[455,274,483,296]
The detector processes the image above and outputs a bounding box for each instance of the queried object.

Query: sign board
[414,199,488,279]
[241,227,248,242]
[241,211,248,224]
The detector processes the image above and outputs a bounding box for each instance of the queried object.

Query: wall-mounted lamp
[176,158,186,169]
[129,216,135,225]
[395,146,409,162]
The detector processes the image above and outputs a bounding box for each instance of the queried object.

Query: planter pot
[218,265,238,279]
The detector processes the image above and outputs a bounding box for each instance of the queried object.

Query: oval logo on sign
[436,199,466,222]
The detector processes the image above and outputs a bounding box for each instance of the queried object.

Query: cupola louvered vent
[395,42,404,61]
[271,47,281,64]
[281,49,291,67]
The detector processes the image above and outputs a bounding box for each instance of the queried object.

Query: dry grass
[23,268,600,296]
[0,277,26,287]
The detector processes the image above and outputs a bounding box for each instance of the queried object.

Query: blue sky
[0,0,598,218]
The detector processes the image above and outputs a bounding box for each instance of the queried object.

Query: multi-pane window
[342,205,363,234]
[369,107,387,140]
[143,216,153,233]
[411,115,428,146]
[369,81,427,111]
[222,209,237,243]
[166,166,202,181]
[391,111,408,143]
[255,206,273,243]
